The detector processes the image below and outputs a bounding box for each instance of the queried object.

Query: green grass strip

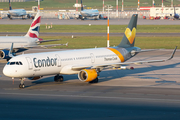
[1,25,180,33]
[0,0,178,10]
[40,36,180,49]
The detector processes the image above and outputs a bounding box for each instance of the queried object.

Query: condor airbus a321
[3,14,177,88]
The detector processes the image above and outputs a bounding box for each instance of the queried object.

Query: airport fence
[0,10,150,19]
[40,11,150,19]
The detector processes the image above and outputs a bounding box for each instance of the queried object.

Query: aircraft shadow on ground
[100,62,180,86]
[27,62,180,88]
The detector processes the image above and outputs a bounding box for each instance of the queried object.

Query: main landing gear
[54,74,64,82]
[19,78,25,88]
[89,77,99,83]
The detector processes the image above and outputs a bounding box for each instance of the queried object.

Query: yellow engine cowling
[78,69,98,82]
[28,76,43,80]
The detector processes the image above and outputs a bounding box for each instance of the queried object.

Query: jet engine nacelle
[78,69,98,82]
[28,76,43,80]
[79,15,82,19]
[0,50,11,59]
[174,14,179,19]
[99,14,102,19]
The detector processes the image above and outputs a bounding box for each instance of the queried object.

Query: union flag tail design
[25,12,41,38]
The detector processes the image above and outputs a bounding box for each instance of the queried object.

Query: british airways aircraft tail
[25,12,41,38]
[117,14,138,48]
[9,0,12,10]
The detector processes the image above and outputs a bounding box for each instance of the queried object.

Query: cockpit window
[7,61,23,65]
[10,62,15,65]
[19,62,23,65]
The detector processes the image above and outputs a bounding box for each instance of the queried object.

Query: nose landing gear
[19,78,25,88]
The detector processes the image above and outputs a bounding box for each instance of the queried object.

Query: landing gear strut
[54,74,63,82]
[89,77,98,83]
[19,78,25,88]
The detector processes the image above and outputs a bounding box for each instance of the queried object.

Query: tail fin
[9,0,12,10]
[117,14,138,48]
[25,12,41,38]
[81,0,83,11]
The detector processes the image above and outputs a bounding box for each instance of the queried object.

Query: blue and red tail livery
[25,12,41,38]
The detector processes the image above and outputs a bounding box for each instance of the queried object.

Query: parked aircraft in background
[3,14,177,88]
[7,0,31,19]
[78,0,102,20]
[0,11,66,61]
[170,7,180,20]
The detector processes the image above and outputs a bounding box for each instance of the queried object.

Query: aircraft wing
[38,39,62,43]
[72,47,177,70]
[39,42,68,48]
[0,42,68,52]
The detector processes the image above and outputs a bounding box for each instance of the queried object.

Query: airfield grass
[40,36,180,49]
[0,0,178,10]
[1,25,180,33]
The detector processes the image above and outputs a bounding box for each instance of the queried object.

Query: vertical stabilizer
[25,12,41,38]
[81,0,83,11]
[9,0,12,10]
[117,14,138,48]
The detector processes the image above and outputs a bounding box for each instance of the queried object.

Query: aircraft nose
[3,66,12,77]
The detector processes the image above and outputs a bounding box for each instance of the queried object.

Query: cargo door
[90,53,95,63]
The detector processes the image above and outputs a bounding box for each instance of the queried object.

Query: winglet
[167,46,177,60]
[9,43,14,58]
[66,42,68,47]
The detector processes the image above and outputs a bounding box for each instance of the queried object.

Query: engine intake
[0,50,11,59]
[78,69,98,82]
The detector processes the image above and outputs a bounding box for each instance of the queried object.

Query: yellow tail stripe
[107,48,125,62]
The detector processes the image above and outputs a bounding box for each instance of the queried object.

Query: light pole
[138,0,140,10]
[116,0,118,17]
[103,0,104,13]
[162,0,163,13]
[122,0,124,11]
[107,5,110,47]
[76,0,78,11]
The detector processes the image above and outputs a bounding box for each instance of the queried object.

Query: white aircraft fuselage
[3,47,140,79]
[0,36,38,49]
[8,9,26,17]
[80,9,99,17]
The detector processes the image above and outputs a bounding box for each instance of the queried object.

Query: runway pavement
[0,18,180,25]
[1,32,180,36]
[0,49,180,119]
